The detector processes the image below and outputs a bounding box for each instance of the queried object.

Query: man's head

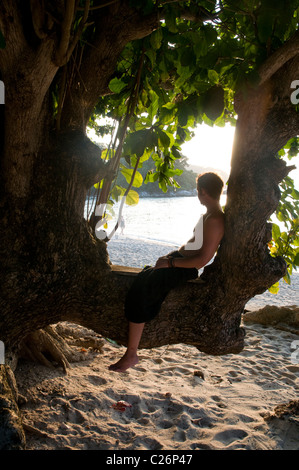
[196,172,224,201]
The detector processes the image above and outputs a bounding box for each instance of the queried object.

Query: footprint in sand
[158,419,173,430]
[173,429,186,442]
[87,375,107,386]
[212,428,248,447]
[211,395,227,408]
[66,408,86,424]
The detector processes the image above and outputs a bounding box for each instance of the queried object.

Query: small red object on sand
[112,400,132,412]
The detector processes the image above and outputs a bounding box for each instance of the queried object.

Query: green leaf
[164,168,183,177]
[101,148,115,160]
[109,77,127,94]
[157,128,171,148]
[176,64,193,82]
[145,170,159,184]
[180,48,196,68]
[150,28,163,50]
[124,130,151,157]
[202,24,218,46]
[165,11,178,33]
[272,223,281,241]
[291,189,299,200]
[148,89,159,121]
[202,86,225,121]
[159,178,168,193]
[120,166,143,188]
[111,185,125,201]
[208,69,219,84]
[193,32,208,58]
[125,189,139,205]
[276,211,287,222]
[171,146,182,159]
[283,270,291,285]
[268,282,279,294]
[145,49,156,68]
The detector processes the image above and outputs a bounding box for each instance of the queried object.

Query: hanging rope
[90,50,145,241]
[95,154,141,242]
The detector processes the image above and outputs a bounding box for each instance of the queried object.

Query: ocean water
[91,195,225,246]
[112,196,204,245]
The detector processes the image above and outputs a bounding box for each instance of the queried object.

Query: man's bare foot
[108,351,139,373]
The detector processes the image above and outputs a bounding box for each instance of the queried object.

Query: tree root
[19,322,105,373]
[22,422,48,438]
[0,365,26,450]
[0,324,105,450]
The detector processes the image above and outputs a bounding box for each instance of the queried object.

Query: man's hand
[154,256,169,270]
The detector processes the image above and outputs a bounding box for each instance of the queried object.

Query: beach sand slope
[16,320,299,451]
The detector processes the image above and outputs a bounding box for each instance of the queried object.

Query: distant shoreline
[138,189,197,198]
[138,187,227,198]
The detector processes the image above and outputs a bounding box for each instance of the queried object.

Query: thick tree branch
[54,0,91,66]
[258,29,299,85]
[234,54,299,166]
[77,0,119,10]
[55,0,76,66]
[66,0,90,63]
[56,130,114,188]
[0,1,28,73]
[0,1,57,93]
[30,0,51,39]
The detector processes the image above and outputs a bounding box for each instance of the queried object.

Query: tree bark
[0,365,25,450]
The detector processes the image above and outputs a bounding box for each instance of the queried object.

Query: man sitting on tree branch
[109,172,225,372]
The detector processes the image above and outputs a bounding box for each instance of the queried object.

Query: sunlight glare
[181,124,235,177]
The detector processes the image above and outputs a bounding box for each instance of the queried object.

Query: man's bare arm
[154,216,224,270]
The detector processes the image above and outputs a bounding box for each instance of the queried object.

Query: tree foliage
[269,140,299,291]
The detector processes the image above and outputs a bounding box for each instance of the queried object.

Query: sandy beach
[15,236,299,451]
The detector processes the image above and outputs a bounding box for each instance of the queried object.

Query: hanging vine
[87,49,146,239]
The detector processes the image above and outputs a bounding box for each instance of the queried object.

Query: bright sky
[181,123,235,177]
[182,123,299,189]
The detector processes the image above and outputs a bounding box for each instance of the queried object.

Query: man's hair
[196,172,224,200]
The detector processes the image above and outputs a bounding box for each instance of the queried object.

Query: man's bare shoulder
[204,211,225,225]
[203,212,225,238]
